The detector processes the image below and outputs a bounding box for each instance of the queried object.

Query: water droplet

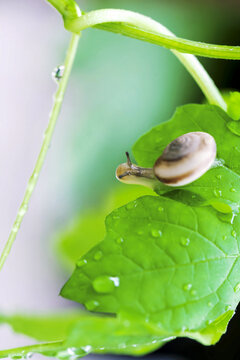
[230,187,236,192]
[116,237,124,244]
[231,230,237,238]
[126,202,135,210]
[223,235,227,240]
[85,299,99,311]
[12,222,20,233]
[76,259,87,267]
[216,174,222,180]
[208,302,213,307]
[52,65,65,82]
[57,348,85,360]
[10,356,23,360]
[183,283,192,291]
[213,189,222,198]
[65,347,87,358]
[19,204,28,216]
[151,229,162,238]
[180,237,190,247]
[212,158,225,168]
[225,305,232,311]
[81,345,92,354]
[206,319,213,326]
[92,275,119,293]
[190,289,197,296]
[234,283,240,292]
[218,212,237,225]
[158,206,164,212]
[94,251,102,261]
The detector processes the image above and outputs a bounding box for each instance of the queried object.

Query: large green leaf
[61,195,240,343]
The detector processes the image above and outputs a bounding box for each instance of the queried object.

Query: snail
[116,132,217,187]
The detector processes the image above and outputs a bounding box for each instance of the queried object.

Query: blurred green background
[0,0,239,357]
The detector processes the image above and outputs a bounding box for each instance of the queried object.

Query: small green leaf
[61,195,240,344]
[226,92,240,121]
[65,313,169,356]
[0,311,83,342]
[0,311,169,358]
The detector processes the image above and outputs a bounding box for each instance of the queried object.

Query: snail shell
[153,132,216,186]
[116,131,216,187]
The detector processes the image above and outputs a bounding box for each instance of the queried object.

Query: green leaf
[56,185,155,271]
[61,195,240,344]
[133,104,240,213]
[0,311,83,342]
[226,92,240,121]
[0,311,169,359]
[65,313,169,356]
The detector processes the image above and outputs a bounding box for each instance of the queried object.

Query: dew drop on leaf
[92,276,119,294]
[208,302,213,307]
[94,251,103,261]
[206,319,213,326]
[116,237,124,244]
[230,187,236,192]
[84,300,99,311]
[216,174,222,180]
[231,230,237,238]
[158,206,164,212]
[180,237,190,247]
[213,189,222,198]
[225,305,232,311]
[126,202,135,210]
[212,158,225,168]
[76,259,87,267]
[183,283,192,291]
[190,289,197,296]
[151,229,162,238]
[234,283,240,292]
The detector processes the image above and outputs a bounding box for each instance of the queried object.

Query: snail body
[116,132,216,187]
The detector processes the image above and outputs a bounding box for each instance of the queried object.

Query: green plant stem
[47,0,81,21]
[0,340,64,359]
[65,9,226,110]
[0,33,80,272]
[96,22,240,60]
